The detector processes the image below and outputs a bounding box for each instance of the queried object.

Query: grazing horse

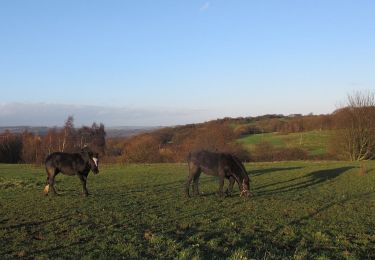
[44,147,99,196]
[186,150,250,197]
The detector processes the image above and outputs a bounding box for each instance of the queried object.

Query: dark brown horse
[186,150,250,197]
[44,147,99,196]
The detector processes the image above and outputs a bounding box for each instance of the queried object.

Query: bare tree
[331,91,375,161]
[61,116,76,152]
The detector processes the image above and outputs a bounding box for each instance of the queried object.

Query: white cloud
[200,2,210,12]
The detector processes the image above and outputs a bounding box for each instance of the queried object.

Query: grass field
[238,131,332,156]
[1,161,374,259]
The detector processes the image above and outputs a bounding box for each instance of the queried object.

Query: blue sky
[1,1,374,126]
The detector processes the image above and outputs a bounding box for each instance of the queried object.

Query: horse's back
[188,150,245,177]
[45,152,82,175]
[188,151,222,175]
[45,152,70,166]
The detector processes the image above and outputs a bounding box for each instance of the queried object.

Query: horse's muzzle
[240,189,251,197]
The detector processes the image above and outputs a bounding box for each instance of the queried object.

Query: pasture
[0,161,374,259]
[238,130,331,156]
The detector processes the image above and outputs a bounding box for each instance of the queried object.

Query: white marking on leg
[44,184,49,194]
[92,157,98,167]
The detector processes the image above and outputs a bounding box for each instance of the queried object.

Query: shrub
[252,141,308,162]
[273,147,308,161]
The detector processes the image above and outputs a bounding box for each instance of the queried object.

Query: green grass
[238,130,332,156]
[1,161,375,259]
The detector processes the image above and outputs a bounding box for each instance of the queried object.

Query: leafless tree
[331,91,375,161]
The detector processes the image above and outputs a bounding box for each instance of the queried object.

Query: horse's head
[81,147,99,174]
[240,178,251,197]
[89,152,99,174]
[231,155,251,197]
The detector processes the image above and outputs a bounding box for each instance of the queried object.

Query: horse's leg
[192,171,201,196]
[78,174,89,196]
[43,176,50,195]
[217,176,225,197]
[44,167,58,195]
[237,178,243,192]
[226,176,235,196]
[185,164,199,198]
[48,171,59,195]
[217,170,226,197]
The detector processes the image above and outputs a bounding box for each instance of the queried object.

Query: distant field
[238,130,332,156]
[1,161,374,259]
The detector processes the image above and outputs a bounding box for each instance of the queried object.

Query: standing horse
[44,147,99,196]
[186,150,250,197]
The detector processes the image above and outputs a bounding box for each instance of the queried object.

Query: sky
[1,0,374,127]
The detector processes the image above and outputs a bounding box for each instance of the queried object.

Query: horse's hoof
[43,185,49,195]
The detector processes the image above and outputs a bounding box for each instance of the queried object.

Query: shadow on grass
[250,167,304,176]
[0,214,71,230]
[36,241,83,254]
[269,190,375,257]
[255,167,354,196]
[7,241,85,259]
[148,189,375,259]
[307,167,354,180]
[0,214,82,258]
[282,190,374,226]
[0,218,10,225]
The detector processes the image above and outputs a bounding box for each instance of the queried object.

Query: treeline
[105,113,335,163]
[230,114,333,136]
[1,91,374,163]
[106,121,249,163]
[0,116,105,164]
[107,96,374,163]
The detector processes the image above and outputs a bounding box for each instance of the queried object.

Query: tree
[21,131,42,163]
[90,123,106,155]
[123,134,162,163]
[60,116,76,152]
[0,131,22,163]
[331,91,375,161]
[77,123,106,155]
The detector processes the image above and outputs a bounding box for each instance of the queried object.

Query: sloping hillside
[238,130,332,157]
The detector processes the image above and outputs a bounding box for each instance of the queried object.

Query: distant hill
[105,126,163,138]
[0,126,162,138]
[0,126,50,135]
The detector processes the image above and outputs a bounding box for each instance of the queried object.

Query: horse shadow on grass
[255,166,354,196]
[1,214,78,257]
[250,167,304,177]
[269,190,375,251]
